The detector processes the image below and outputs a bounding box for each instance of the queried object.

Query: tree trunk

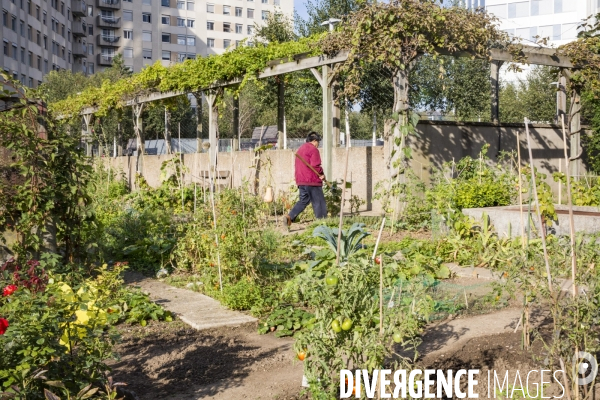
[386,68,410,179]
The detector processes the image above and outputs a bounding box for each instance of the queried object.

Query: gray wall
[102,121,592,213]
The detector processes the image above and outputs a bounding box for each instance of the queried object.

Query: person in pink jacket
[284,132,328,226]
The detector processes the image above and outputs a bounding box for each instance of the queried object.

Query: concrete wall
[102,121,592,213]
[102,145,388,213]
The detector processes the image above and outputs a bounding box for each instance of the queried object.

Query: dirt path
[125,272,256,330]
[110,321,304,400]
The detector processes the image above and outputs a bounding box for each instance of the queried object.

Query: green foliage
[312,223,370,261]
[499,66,557,123]
[427,145,516,212]
[220,278,263,311]
[553,172,600,205]
[258,306,315,337]
[0,74,95,261]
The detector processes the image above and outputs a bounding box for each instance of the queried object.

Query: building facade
[1,0,292,87]
[483,0,593,46]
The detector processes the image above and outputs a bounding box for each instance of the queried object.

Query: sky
[294,0,309,22]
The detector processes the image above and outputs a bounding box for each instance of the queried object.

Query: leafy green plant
[258,306,315,337]
[312,223,370,261]
[220,278,263,311]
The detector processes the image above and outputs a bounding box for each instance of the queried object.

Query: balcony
[72,42,88,57]
[72,0,86,16]
[97,54,114,66]
[97,34,120,47]
[97,0,120,9]
[72,22,87,36]
[96,15,121,28]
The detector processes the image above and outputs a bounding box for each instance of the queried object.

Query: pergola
[79,44,581,178]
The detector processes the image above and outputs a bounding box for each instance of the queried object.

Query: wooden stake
[561,115,578,298]
[379,255,384,336]
[524,118,553,292]
[335,103,352,266]
[517,130,526,248]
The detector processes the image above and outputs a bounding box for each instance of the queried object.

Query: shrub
[220,278,262,311]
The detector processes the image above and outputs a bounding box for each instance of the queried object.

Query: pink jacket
[295,142,324,186]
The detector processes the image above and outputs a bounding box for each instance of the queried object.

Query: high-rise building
[483,0,590,46]
[1,0,292,87]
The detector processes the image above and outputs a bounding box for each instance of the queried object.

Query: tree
[498,66,557,123]
[322,0,508,177]
[294,0,361,37]
[254,12,296,43]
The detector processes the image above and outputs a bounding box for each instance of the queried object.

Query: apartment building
[483,0,593,46]
[1,0,292,87]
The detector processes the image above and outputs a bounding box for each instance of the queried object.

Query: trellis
[77,44,582,178]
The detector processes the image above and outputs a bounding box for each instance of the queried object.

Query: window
[3,40,8,56]
[235,7,242,16]
[162,50,170,60]
[123,29,132,39]
[223,22,230,32]
[247,8,253,18]
[247,25,253,34]
[44,59,48,73]
[27,25,32,40]
[177,17,185,26]
[223,5,230,14]
[554,0,575,13]
[539,24,561,40]
[42,11,46,24]
[562,23,578,39]
[224,39,230,48]
[187,2,193,10]
[143,49,152,59]
[88,63,94,74]
[37,31,41,44]
[28,51,33,66]
[2,10,6,26]
[235,23,242,33]
[187,35,195,45]
[142,13,151,23]
[207,21,214,30]
[88,25,93,35]
[178,52,186,62]
[88,44,94,54]
[161,14,169,24]
[61,24,65,37]
[123,47,133,57]
[186,19,194,27]
[61,46,65,59]
[177,35,185,44]
[36,6,39,19]
[207,3,214,12]
[87,5,93,16]
[68,51,70,62]
[123,10,133,21]
[43,35,47,49]
[530,0,551,16]
[142,30,152,41]
[486,4,506,18]
[235,40,240,47]
[11,15,16,30]
[262,0,267,3]
[20,20,25,36]
[21,47,25,63]
[143,0,151,4]
[207,38,215,47]
[177,0,184,8]
[516,27,536,41]
[261,10,268,20]
[161,0,169,5]
[61,1,64,13]
[37,56,41,69]
[162,33,170,42]
[12,44,17,60]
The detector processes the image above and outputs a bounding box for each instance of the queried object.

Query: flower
[2,285,17,297]
[0,318,8,335]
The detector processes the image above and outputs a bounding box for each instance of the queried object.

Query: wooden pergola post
[311,65,334,178]
[490,61,502,124]
[206,90,220,170]
[233,95,240,151]
[193,92,203,153]
[277,77,285,149]
[132,102,145,174]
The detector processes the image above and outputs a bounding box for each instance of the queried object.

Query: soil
[109,307,583,400]
[109,320,305,400]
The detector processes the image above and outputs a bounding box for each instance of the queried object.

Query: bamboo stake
[379,255,384,336]
[207,146,223,292]
[517,130,526,248]
[335,103,352,266]
[524,118,553,292]
[559,160,562,205]
[561,115,578,298]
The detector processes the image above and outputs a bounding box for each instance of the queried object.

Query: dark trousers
[289,185,327,221]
